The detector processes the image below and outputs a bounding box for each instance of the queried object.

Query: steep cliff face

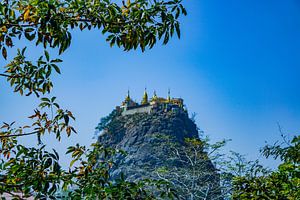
[98,110,220,199]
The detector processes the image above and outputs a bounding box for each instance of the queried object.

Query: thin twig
[0,130,39,138]
[0,73,9,77]
[0,182,23,188]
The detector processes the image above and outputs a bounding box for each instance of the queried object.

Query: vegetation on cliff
[97,110,222,199]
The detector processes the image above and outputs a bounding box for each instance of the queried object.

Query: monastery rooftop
[116,90,186,116]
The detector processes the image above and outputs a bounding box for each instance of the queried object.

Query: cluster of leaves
[0,97,76,198]
[2,48,61,97]
[0,97,76,145]
[1,0,186,97]
[233,135,300,199]
[0,140,175,199]
[64,143,176,199]
[0,145,62,199]
[95,109,120,135]
[262,134,300,164]
[217,151,270,200]
[0,0,186,58]
[0,108,176,199]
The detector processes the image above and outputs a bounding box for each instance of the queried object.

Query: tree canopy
[233,135,300,199]
[1,0,186,96]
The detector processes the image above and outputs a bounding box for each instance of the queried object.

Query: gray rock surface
[98,110,221,199]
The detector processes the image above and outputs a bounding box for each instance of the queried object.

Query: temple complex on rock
[116,89,186,116]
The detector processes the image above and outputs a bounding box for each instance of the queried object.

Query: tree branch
[0,73,9,78]
[0,73,24,79]
[0,130,39,138]
[4,191,25,200]
[4,17,132,29]
[0,182,23,188]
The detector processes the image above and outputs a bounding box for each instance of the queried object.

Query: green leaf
[41,97,50,102]
[53,149,59,160]
[25,32,35,41]
[44,157,52,169]
[21,47,27,55]
[2,47,7,59]
[45,50,50,61]
[51,59,63,63]
[175,22,180,39]
[51,64,61,74]
[163,32,170,45]
[53,103,60,109]
[70,159,76,167]
[64,114,69,125]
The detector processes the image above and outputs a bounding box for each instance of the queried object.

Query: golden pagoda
[125,90,131,102]
[151,90,158,102]
[167,89,171,102]
[122,90,137,107]
[141,88,149,105]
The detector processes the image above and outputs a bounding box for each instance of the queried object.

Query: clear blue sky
[1,0,300,167]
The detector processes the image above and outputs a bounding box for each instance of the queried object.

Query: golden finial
[152,90,158,101]
[141,88,148,104]
[167,88,171,102]
[125,90,131,102]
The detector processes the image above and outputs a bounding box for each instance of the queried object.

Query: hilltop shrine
[116,89,186,116]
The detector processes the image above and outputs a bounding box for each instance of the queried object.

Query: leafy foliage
[95,109,119,134]
[2,48,62,97]
[1,0,186,98]
[233,135,300,200]
[0,145,62,199]
[0,0,186,57]
[64,143,176,199]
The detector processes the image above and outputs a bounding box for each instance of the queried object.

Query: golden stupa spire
[141,88,148,104]
[152,90,158,101]
[167,88,171,102]
[125,90,131,102]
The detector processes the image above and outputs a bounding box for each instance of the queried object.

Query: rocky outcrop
[98,109,221,199]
